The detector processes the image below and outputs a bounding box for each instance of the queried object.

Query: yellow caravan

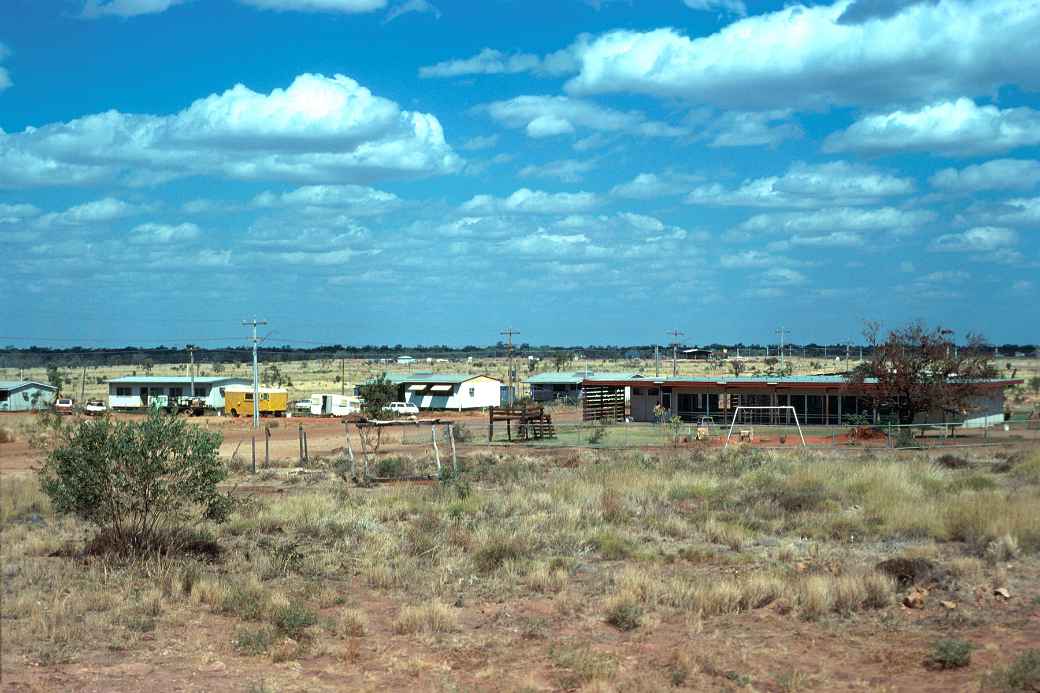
[223,385,288,418]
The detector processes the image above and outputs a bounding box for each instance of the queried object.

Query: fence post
[265,426,270,468]
[431,425,441,476]
[303,429,309,463]
[448,424,458,476]
[298,424,304,464]
[344,420,355,478]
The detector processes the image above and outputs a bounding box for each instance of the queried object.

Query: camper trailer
[223,385,289,418]
[309,393,360,417]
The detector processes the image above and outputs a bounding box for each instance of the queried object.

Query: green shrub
[234,626,275,655]
[988,650,1040,690]
[604,597,642,631]
[375,457,405,478]
[38,410,230,554]
[591,530,636,560]
[926,638,973,670]
[473,534,528,572]
[271,603,318,639]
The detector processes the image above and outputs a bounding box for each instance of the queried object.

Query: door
[140,386,149,406]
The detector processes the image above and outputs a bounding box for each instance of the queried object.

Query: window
[552,384,566,392]
[169,388,183,397]
[468,387,475,397]
[0,390,8,402]
[195,387,208,396]
[245,393,254,401]
[115,387,131,397]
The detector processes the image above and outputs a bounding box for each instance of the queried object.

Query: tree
[1029,375,1040,396]
[141,357,154,374]
[38,410,230,554]
[46,365,66,393]
[355,374,399,456]
[357,373,397,420]
[552,352,572,372]
[212,361,225,374]
[729,360,746,377]
[847,321,997,425]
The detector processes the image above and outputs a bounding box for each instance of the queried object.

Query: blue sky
[1,0,1038,348]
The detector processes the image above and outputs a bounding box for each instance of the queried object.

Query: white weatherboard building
[107,376,249,411]
[374,372,503,410]
[0,381,58,412]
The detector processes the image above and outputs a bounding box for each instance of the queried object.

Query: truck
[223,385,289,418]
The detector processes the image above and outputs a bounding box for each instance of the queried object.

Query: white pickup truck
[383,401,419,416]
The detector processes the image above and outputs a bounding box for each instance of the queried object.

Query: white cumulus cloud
[81,0,184,18]
[0,73,460,187]
[825,99,1040,156]
[420,46,578,79]
[931,226,1018,252]
[0,42,11,91]
[460,188,602,215]
[518,159,596,183]
[129,222,201,244]
[930,159,1040,192]
[238,0,386,12]
[251,184,400,214]
[687,161,914,208]
[683,0,747,16]
[34,198,144,228]
[562,1,1040,109]
[485,95,685,140]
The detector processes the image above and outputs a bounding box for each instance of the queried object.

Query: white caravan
[309,393,360,416]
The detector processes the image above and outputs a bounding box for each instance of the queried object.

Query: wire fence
[399,419,1040,451]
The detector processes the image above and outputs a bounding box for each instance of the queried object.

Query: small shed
[0,381,59,412]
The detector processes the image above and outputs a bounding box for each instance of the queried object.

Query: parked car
[383,401,419,416]
[54,398,75,415]
[84,399,107,416]
[292,399,313,415]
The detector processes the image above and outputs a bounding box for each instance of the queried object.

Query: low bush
[38,410,230,555]
[604,595,643,631]
[234,626,275,655]
[392,601,457,634]
[473,534,528,572]
[987,649,1040,690]
[926,639,973,670]
[271,602,317,640]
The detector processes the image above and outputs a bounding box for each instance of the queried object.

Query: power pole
[666,329,685,377]
[242,319,268,429]
[186,345,196,397]
[340,356,345,396]
[655,345,660,377]
[500,327,519,405]
[775,327,791,371]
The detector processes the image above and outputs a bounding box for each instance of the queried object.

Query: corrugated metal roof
[373,372,500,385]
[526,371,638,385]
[586,374,1020,386]
[0,380,58,391]
[107,376,251,384]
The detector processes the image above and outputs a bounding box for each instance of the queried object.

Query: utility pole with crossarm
[242,319,268,428]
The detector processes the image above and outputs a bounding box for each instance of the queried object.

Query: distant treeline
[1,342,1037,369]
